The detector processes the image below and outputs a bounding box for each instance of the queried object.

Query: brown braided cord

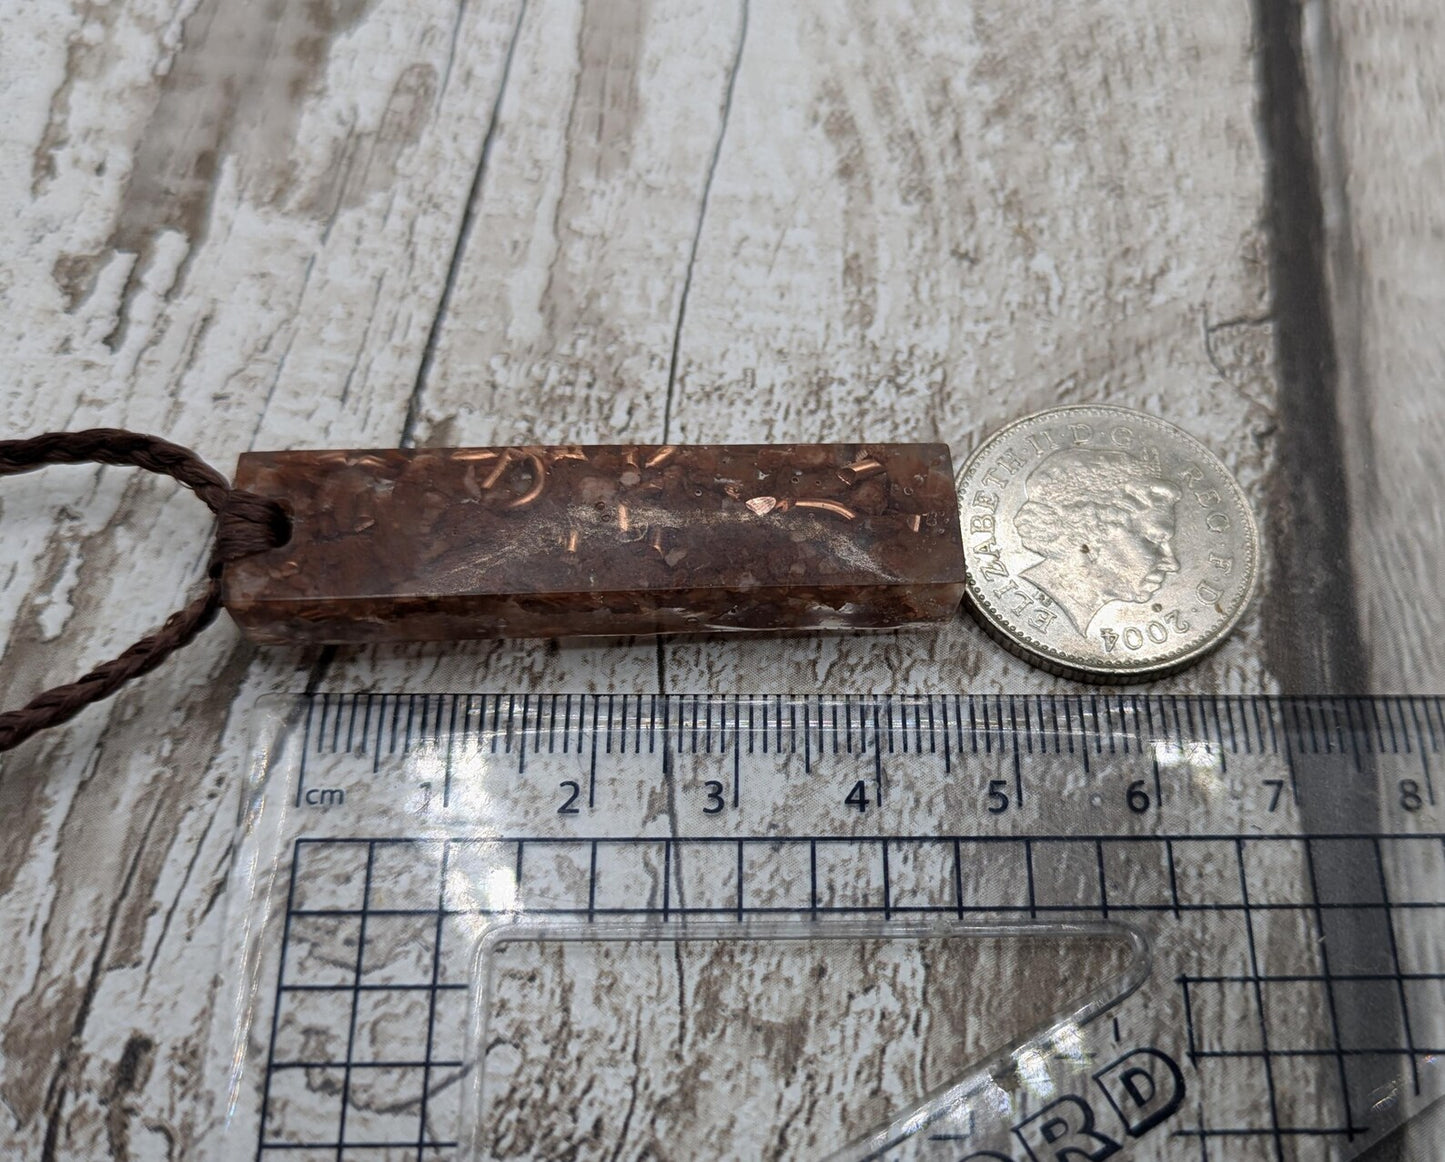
[0,430,289,752]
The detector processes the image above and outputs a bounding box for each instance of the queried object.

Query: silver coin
[956,405,1258,682]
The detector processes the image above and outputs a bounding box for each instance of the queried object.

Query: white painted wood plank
[1311,0,1445,691]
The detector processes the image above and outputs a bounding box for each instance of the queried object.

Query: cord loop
[0,430,289,752]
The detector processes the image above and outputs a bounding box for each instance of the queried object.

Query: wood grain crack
[143,811,218,980]
[102,1033,154,1161]
[1202,309,1273,385]
[659,0,749,445]
[1254,0,1368,694]
[653,0,748,698]
[1254,0,1395,1141]
[401,0,530,448]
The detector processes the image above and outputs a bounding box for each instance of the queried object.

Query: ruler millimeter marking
[292,695,1444,841]
[301,692,1445,761]
[250,695,1445,1162]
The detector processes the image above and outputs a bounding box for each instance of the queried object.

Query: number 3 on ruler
[703,780,726,814]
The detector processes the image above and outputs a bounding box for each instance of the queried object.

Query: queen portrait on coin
[1011,447,1182,635]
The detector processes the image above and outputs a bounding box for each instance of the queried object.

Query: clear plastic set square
[203,694,1445,1160]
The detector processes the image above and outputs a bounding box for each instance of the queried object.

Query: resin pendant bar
[221,444,966,643]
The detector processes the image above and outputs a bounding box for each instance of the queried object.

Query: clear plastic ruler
[208,694,1445,1161]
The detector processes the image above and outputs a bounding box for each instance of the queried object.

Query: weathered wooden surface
[476,933,1134,1158]
[1309,0,1445,693]
[0,0,1438,1157]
